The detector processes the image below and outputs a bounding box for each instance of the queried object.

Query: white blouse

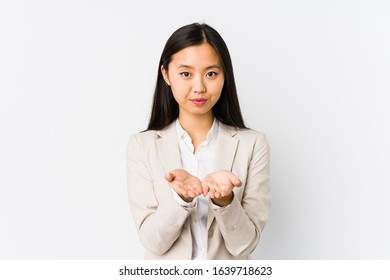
[172,119,221,259]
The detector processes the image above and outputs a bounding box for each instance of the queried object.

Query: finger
[229,175,242,187]
[189,190,198,197]
[201,181,209,196]
[195,184,203,196]
[221,187,232,197]
[185,187,197,198]
[220,183,230,191]
[170,169,187,178]
[171,184,188,198]
[183,184,194,197]
[165,172,175,182]
[171,183,184,196]
[180,189,189,197]
[174,184,189,197]
[187,185,199,198]
[188,185,198,197]
[214,190,222,199]
[209,183,216,198]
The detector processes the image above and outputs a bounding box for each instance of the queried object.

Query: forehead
[170,43,222,68]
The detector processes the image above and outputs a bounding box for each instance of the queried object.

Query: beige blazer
[126,121,271,259]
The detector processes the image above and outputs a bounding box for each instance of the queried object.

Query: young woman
[126,23,271,260]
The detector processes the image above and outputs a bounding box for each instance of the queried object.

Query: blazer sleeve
[126,134,192,255]
[212,132,271,257]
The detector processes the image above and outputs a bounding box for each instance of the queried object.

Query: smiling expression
[161,42,225,120]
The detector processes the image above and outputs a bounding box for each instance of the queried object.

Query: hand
[202,170,242,206]
[165,169,202,202]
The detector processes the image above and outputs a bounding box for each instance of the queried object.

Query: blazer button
[226,225,236,232]
[208,229,214,238]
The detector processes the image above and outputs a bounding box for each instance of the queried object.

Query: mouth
[190,98,208,106]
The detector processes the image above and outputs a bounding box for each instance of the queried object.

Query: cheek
[212,93,222,105]
[170,81,190,99]
[170,87,187,103]
[210,81,224,99]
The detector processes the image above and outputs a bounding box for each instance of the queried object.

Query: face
[161,42,224,121]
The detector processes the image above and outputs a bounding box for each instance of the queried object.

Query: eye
[180,72,190,77]
[206,71,218,77]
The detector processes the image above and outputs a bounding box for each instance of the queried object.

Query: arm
[212,133,271,257]
[126,134,192,255]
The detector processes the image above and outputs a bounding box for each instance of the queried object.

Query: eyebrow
[177,64,222,70]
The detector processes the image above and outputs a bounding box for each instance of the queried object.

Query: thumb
[165,172,175,182]
[230,176,242,187]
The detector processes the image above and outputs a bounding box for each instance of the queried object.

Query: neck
[178,113,214,137]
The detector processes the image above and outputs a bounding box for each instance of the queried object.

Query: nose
[193,77,206,93]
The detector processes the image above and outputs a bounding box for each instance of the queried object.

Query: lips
[190,98,208,106]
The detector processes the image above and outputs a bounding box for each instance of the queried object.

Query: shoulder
[220,123,268,145]
[237,128,270,155]
[127,122,176,149]
[237,127,267,140]
[127,130,158,156]
[218,124,270,168]
[129,130,159,143]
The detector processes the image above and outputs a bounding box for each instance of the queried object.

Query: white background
[1,0,389,259]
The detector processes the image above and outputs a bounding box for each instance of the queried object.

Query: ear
[161,65,171,86]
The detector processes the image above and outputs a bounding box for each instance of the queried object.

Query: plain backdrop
[1,0,389,259]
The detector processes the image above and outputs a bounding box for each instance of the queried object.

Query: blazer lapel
[207,123,239,230]
[213,124,239,172]
[156,122,182,174]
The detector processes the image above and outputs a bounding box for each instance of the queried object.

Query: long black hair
[147,23,247,130]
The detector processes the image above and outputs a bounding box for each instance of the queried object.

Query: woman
[126,23,271,259]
